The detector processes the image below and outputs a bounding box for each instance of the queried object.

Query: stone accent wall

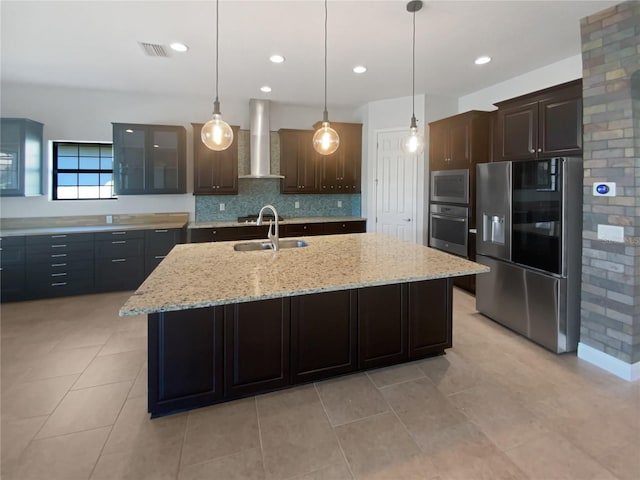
[580,1,640,364]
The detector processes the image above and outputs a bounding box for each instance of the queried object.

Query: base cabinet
[147,278,452,417]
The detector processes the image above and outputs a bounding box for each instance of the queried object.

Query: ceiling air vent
[139,42,169,58]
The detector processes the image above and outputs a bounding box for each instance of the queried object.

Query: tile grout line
[253,395,268,479]
[313,382,356,480]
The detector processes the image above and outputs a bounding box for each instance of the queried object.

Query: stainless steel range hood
[239,99,283,179]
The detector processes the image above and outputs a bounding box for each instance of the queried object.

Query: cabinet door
[318,123,362,193]
[280,129,317,194]
[148,307,224,417]
[428,122,450,170]
[496,102,538,161]
[0,236,25,301]
[193,123,238,194]
[224,298,290,398]
[448,118,471,170]
[539,94,582,156]
[148,126,186,194]
[144,228,183,276]
[358,284,407,369]
[0,119,43,197]
[291,290,357,383]
[408,279,452,359]
[113,124,147,194]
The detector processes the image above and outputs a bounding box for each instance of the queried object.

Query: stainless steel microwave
[430,169,469,204]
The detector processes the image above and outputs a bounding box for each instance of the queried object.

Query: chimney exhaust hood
[239,99,284,179]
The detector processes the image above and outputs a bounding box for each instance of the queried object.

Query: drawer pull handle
[51,253,67,258]
[112,258,126,263]
[112,240,126,244]
[51,272,67,277]
[52,244,67,248]
[51,282,67,286]
[155,229,168,233]
[51,234,67,239]
[112,231,127,235]
[154,255,166,259]
[51,263,67,267]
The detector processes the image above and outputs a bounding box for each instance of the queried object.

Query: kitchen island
[119,233,488,416]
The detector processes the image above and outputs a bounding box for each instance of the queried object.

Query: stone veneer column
[579,1,639,380]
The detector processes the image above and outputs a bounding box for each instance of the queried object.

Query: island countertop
[119,232,489,316]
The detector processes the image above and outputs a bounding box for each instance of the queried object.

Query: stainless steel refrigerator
[475,158,583,353]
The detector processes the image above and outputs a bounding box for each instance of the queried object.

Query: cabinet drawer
[145,228,182,255]
[27,241,94,259]
[27,274,94,299]
[26,232,94,245]
[27,247,93,264]
[145,254,167,276]
[323,221,366,235]
[95,238,144,258]
[95,257,145,291]
[189,226,269,243]
[1,265,26,301]
[94,230,144,241]
[28,267,93,286]
[27,259,94,277]
[0,236,25,248]
[282,223,324,237]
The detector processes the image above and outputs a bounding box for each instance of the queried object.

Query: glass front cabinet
[112,123,186,195]
[0,118,44,197]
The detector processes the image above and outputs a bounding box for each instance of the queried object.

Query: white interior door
[375,130,417,242]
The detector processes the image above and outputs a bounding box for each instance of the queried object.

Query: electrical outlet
[105,215,113,224]
[337,200,342,208]
[219,203,225,211]
[294,201,300,209]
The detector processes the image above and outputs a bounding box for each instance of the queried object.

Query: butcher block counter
[119,233,488,416]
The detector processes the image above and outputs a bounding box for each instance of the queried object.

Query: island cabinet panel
[358,284,408,369]
[224,298,291,398]
[407,279,453,359]
[148,307,224,416]
[290,290,358,383]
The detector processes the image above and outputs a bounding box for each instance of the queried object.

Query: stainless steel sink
[233,239,308,252]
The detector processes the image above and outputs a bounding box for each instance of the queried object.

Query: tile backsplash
[195,130,362,222]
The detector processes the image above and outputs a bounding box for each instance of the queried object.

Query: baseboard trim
[577,343,640,382]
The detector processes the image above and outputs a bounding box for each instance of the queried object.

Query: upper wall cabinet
[0,118,44,197]
[192,123,239,195]
[279,129,318,194]
[316,122,363,193]
[493,79,582,161]
[428,111,491,171]
[112,123,186,195]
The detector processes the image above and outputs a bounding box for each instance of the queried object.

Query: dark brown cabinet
[428,111,491,171]
[279,129,318,193]
[408,279,452,358]
[113,123,186,194]
[0,118,44,197]
[317,122,362,193]
[148,307,224,416]
[224,298,290,398]
[94,230,145,292]
[144,228,184,276]
[291,290,357,383]
[494,79,582,161]
[453,233,476,294]
[1,236,26,301]
[192,123,240,195]
[358,284,407,369]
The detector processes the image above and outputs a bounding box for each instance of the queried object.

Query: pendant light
[401,0,425,155]
[313,0,339,156]
[202,0,234,151]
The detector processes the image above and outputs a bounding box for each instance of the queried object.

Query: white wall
[458,55,583,112]
[0,82,358,219]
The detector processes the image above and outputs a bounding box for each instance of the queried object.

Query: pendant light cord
[212,0,220,113]
[323,0,328,120]
[411,8,416,120]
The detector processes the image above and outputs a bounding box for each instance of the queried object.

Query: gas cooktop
[237,214,284,223]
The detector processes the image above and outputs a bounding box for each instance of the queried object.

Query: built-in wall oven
[429,204,468,257]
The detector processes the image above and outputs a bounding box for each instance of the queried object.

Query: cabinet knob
[537,148,542,152]
[530,149,535,153]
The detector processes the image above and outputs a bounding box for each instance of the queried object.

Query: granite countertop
[119,232,489,316]
[188,216,365,229]
[0,221,189,237]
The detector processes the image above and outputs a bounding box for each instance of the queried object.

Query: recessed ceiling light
[260,86,272,93]
[169,42,189,53]
[353,65,367,74]
[269,54,285,64]
[474,56,491,65]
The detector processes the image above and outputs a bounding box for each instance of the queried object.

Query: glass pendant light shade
[401,116,424,154]
[313,121,340,155]
[202,113,234,151]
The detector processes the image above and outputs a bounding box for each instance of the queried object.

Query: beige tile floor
[1,288,638,480]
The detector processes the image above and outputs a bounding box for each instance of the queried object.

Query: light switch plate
[105,215,113,224]
[593,182,616,196]
[219,203,225,211]
[294,201,300,209]
[337,200,342,208]
[597,224,624,242]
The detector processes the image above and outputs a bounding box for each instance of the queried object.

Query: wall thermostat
[593,182,616,196]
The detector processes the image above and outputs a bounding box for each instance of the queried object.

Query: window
[53,142,115,200]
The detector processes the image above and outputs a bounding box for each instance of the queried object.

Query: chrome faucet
[256,204,280,251]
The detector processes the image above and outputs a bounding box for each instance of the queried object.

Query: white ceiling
[1,0,617,109]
